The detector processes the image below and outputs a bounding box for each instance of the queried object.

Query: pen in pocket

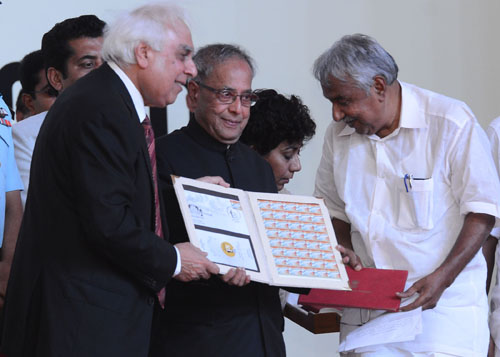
[403,174,430,192]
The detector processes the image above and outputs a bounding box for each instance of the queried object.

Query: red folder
[298,266,408,312]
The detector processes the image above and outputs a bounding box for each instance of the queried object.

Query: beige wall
[172,0,500,197]
[2,1,500,355]
[3,0,500,197]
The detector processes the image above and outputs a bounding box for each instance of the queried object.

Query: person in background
[18,50,57,119]
[240,88,316,309]
[486,116,500,357]
[240,88,316,194]
[14,91,31,122]
[0,94,23,309]
[13,14,105,208]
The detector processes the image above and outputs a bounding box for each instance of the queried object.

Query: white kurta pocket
[397,177,434,231]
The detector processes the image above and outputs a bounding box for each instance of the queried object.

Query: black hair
[241,89,316,156]
[15,90,30,117]
[41,14,105,78]
[19,50,45,97]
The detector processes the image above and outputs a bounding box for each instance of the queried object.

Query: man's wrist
[173,246,181,276]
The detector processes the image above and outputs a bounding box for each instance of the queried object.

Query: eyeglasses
[195,81,258,107]
[29,84,58,98]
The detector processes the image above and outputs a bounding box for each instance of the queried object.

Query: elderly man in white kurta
[313,34,500,356]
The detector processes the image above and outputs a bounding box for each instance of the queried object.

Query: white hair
[313,34,398,93]
[102,2,187,67]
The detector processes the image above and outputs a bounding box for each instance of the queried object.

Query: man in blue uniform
[0,94,23,308]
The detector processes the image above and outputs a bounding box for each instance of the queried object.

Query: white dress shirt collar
[108,61,146,123]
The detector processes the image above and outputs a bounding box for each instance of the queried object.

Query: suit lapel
[104,64,156,198]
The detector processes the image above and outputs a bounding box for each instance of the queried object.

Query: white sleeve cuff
[460,201,500,219]
[173,246,181,276]
[491,226,500,239]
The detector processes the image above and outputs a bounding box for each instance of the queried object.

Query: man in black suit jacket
[0,4,218,357]
[150,44,286,357]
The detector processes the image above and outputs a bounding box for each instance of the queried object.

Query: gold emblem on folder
[221,242,235,257]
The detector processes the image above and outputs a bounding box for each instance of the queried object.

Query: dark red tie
[142,115,163,239]
[142,115,166,306]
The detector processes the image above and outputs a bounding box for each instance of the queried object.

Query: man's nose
[185,58,197,78]
[228,96,243,114]
[332,103,344,122]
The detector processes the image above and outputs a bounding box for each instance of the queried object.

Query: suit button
[147,296,155,306]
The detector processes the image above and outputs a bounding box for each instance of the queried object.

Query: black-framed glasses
[29,84,58,98]
[195,81,258,107]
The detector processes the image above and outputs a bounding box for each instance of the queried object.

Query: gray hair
[102,2,187,67]
[313,34,398,93]
[193,44,256,82]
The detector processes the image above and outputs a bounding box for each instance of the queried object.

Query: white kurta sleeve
[314,122,349,223]
[447,114,500,219]
[487,117,500,238]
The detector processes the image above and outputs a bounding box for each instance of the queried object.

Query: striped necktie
[142,115,163,238]
[142,115,166,307]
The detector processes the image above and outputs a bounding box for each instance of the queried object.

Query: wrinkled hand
[221,267,251,287]
[174,242,220,282]
[397,269,449,311]
[336,244,362,271]
[0,261,10,308]
[197,176,230,188]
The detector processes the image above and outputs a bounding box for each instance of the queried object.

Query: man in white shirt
[18,50,57,121]
[13,14,105,207]
[313,33,500,356]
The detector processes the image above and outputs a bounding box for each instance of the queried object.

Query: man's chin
[350,122,371,135]
[165,92,182,106]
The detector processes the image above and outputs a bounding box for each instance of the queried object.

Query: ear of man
[47,67,64,92]
[372,75,388,101]
[186,80,200,112]
[135,43,152,69]
[21,93,36,116]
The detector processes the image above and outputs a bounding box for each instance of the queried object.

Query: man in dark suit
[150,44,286,357]
[0,4,219,357]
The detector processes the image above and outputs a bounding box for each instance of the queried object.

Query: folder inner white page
[247,192,350,290]
[172,176,271,283]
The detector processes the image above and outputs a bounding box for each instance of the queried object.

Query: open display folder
[299,266,408,312]
[172,176,350,290]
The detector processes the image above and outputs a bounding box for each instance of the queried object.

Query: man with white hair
[0,4,219,357]
[313,34,500,356]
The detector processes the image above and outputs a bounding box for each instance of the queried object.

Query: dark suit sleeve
[157,150,191,245]
[70,111,177,292]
